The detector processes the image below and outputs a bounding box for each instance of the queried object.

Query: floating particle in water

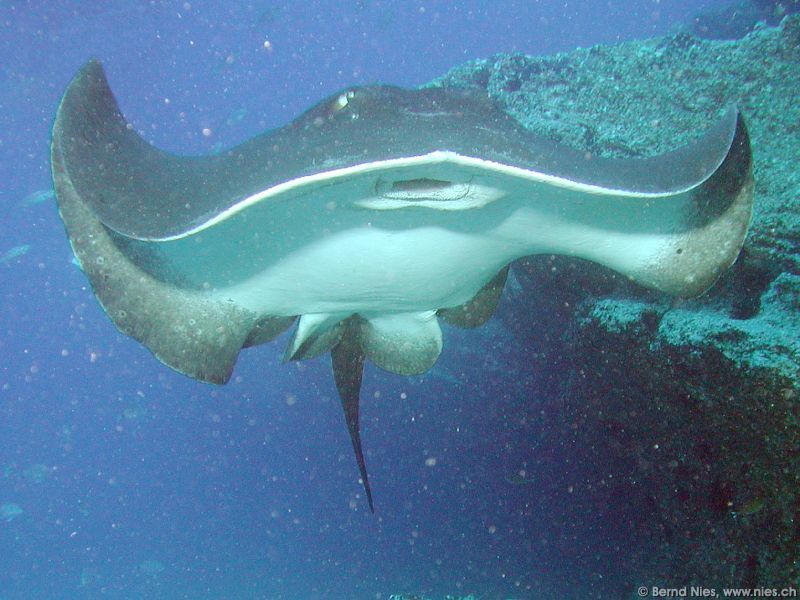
[123,404,148,420]
[226,107,248,126]
[139,559,165,576]
[19,189,55,208]
[23,463,51,484]
[0,502,23,522]
[504,469,535,485]
[0,244,31,265]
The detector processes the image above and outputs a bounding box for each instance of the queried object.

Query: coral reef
[686,0,800,40]
[429,15,799,590]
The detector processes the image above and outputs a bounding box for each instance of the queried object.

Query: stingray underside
[51,59,754,512]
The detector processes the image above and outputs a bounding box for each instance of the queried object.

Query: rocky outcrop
[433,16,800,589]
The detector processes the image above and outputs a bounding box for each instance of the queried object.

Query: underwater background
[1,1,799,598]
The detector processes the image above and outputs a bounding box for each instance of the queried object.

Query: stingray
[51,60,753,513]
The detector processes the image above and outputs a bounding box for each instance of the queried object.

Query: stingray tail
[331,318,375,513]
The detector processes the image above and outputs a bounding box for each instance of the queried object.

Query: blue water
[0,1,741,598]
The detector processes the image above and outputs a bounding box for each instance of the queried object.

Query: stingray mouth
[376,177,470,200]
[356,176,501,211]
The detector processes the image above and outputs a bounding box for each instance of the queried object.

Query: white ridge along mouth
[185,150,708,237]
